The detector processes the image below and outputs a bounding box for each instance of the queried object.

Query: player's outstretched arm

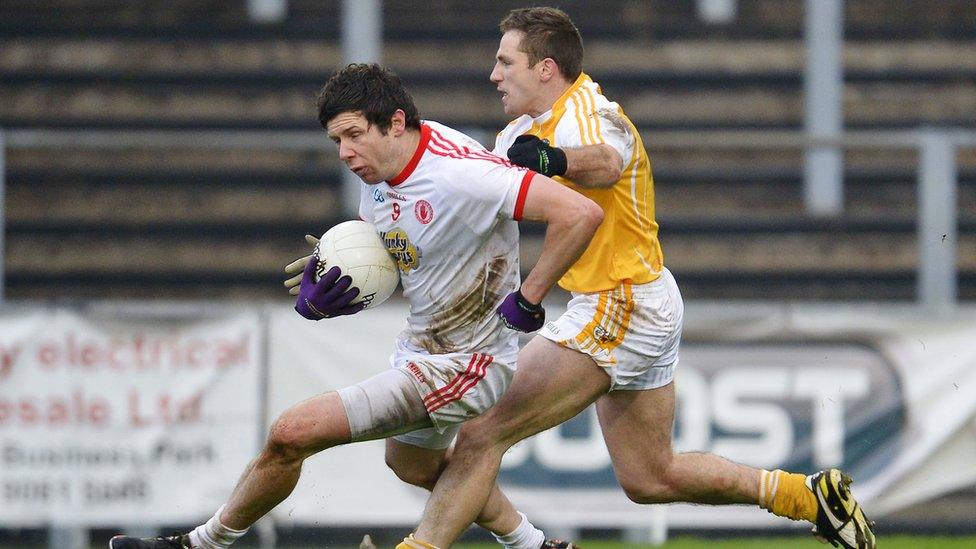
[507,135,622,188]
[517,172,603,304]
[561,143,623,188]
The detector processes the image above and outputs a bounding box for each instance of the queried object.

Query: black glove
[506,135,568,177]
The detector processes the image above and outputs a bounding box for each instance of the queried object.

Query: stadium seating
[1,0,974,300]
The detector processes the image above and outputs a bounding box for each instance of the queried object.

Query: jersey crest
[415,200,434,224]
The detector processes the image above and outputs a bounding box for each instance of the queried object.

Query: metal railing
[643,128,976,311]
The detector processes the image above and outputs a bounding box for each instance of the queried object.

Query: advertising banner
[5,302,970,530]
[266,302,976,529]
[0,308,262,527]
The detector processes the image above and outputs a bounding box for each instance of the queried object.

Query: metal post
[122,527,159,542]
[340,0,383,218]
[696,0,737,24]
[649,505,668,545]
[622,506,668,546]
[257,308,277,549]
[803,0,844,216]
[342,0,382,64]
[917,130,957,311]
[247,0,287,23]
[48,526,89,549]
[255,515,278,549]
[0,128,6,302]
[543,526,580,545]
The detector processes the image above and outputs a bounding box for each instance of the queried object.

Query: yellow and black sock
[396,534,441,549]
[758,469,817,523]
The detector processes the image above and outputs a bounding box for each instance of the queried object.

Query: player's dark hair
[316,63,421,133]
[500,7,583,82]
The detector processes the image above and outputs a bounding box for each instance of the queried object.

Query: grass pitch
[452,536,976,549]
[6,534,975,548]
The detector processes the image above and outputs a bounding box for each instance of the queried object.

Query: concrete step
[4,37,974,75]
[4,146,338,171]
[5,178,341,226]
[3,0,973,41]
[3,79,973,129]
[8,168,975,223]
[6,227,975,301]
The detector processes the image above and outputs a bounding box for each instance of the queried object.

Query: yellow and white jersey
[493,73,664,293]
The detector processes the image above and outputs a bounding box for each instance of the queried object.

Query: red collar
[387,124,431,186]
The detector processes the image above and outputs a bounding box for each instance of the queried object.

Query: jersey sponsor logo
[386,191,408,201]
[372,188,385,203]
[415,200,434,224]
[382,228,422,273]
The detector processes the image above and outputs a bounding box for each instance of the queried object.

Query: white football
[314,220,400,310]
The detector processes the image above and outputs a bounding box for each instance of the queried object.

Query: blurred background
[0,1,974,548]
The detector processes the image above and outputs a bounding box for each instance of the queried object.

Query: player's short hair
[316,63,422,133]
[500,7,583,82]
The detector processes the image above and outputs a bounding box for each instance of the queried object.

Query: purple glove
[294,258,365,320]
[497,290,546,333]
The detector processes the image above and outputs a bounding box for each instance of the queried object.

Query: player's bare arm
[506,135,622,189]
[561,143,623,188]
[516,173,603,304]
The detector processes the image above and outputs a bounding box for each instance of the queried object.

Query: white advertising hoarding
[265,302,976,529]
[266,306,429,526]
[2,302,973,531]
[0,308,262,526]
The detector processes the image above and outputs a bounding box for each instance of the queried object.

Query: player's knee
[386,456,441,490]
[619,477,675,504]
[617,464,683,505]
[264,412,324,461]
[265,417,306,460]
[456,418,507,453]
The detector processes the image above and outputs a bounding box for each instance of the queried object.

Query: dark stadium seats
[1,0,974,300]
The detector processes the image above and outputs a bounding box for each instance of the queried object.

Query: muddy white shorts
[339,337,517,449]
[539,267,683,391]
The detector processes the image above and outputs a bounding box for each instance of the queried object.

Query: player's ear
[538,58,558,83]
[390,109,407,136]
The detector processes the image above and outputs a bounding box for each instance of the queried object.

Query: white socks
[492,512,546,549]
[185,507,541,549]
[188,506,249,549]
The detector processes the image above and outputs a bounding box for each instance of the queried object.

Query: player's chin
[353,169,381,184]
[501,101,521,117]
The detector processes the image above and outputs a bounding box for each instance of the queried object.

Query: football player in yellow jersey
[398,7,876,549]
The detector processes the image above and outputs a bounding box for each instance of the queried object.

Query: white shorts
[339,337,517,449]
[539,268,683,391]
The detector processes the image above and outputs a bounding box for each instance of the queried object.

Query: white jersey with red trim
[358,120,534,359]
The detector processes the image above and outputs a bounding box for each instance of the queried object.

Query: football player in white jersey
[109,64,602,549]
[402,7,876,549]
